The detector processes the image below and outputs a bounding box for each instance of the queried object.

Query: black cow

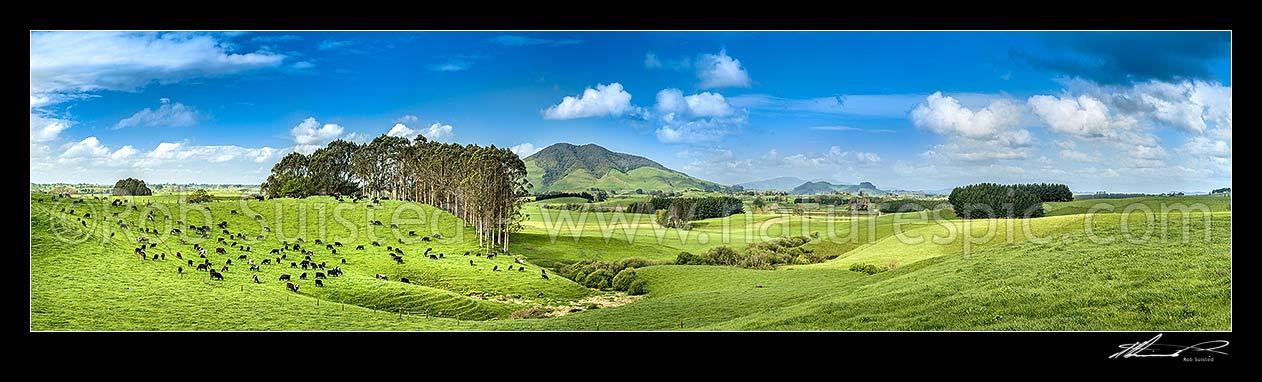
[238,254,248,260]
[375,274,387,280]
[315,272,326,279]
[356,245,365,250]
[279,274,291,281]
[262,259,272,265]
[253,274,261,283]
[299,272,307,280]
[286,282,299,292]
[209,270,224,280]
[315,280,324,287]
[197,263,209,271]
[400,277,410,284]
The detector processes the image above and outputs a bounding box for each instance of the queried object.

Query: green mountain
[790,181,887,195]
[523,143,726,194]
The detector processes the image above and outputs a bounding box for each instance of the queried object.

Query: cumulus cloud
[542,83,636,120]
[1181,136,1231,158]
[61,137,111,158]
[386,123,416,138]
[697,49,752,89]
[911,92,1024,138]
[290,117,346,154]
[109,145,137,160]
[30,114,71,142]
[114,99,201,129]
[651,89,748,143]
[509,143,542,158]
[421,122,454,141]
[1028,94,1136,137]
[654,88,735,118]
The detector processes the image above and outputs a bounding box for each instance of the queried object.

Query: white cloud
[61,137,111,158]
[696,49,752,89]
[1059,149,1097,162]
[30,114,71,142]
[1028,94,1136,137]
[386,123,416,138]
[784,146,881,166]
[651,88,747,144]
[290,117,346,153]
[655,120,737,144]
[1181,136,1231,158]
[396,115,419,124]
[510,143,542,158]
[109,145,137,160]
[114,100,201,129]
[654,88,735,118]
[148,142,183,159]
[911,92,1023,139]
[30,32,286,102]
[421,122,454,141]
[542,83,636,120]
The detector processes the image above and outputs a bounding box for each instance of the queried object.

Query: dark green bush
[701,246,741,266]
[848,263,890,275]
[583,269,615,290]
[627,279,647,295]
[611,268,638,291]
[675,251,703,265]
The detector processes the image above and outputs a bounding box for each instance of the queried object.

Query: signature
[1110,334,1229,359]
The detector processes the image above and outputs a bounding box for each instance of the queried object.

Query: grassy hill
[736,177,808,191]
[790,181,886,195]
[523,143,726,194]
[31,194,1230,330]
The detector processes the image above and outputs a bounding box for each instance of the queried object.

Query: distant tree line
[649,196,744,229]
[878,198,944,213]
[1211,187,1231,194]
[261,135,531,250]
[948,183,1061,219]
[112,178,153,196]
[1073,193,1151,200]
[534,191,596,203]
[1013,183,1073,202]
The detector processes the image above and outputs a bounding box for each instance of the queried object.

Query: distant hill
[736,177,808,191]
[523,143,726,194]
[790,181,887,195]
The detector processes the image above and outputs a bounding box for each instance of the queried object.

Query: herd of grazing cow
[54,194,551,301]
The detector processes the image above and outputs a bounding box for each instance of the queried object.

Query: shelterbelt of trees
[261,135,530,250]
[948,183,1072,219]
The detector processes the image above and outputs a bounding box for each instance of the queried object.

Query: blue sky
[30,31,1231,193]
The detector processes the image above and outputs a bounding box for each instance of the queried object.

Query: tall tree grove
[261,135,532,251]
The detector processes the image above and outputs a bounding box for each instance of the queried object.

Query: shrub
[618,257,658,270]
[701,246,741,266]
[627,279,647,295]
[611,268,638,291]
[675,251,703,265]
[848,263,889,275]
[583,269,615,290]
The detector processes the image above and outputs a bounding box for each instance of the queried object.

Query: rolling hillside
[736,177,808,191]
[523,143,726,194]
[791,181,887,195]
